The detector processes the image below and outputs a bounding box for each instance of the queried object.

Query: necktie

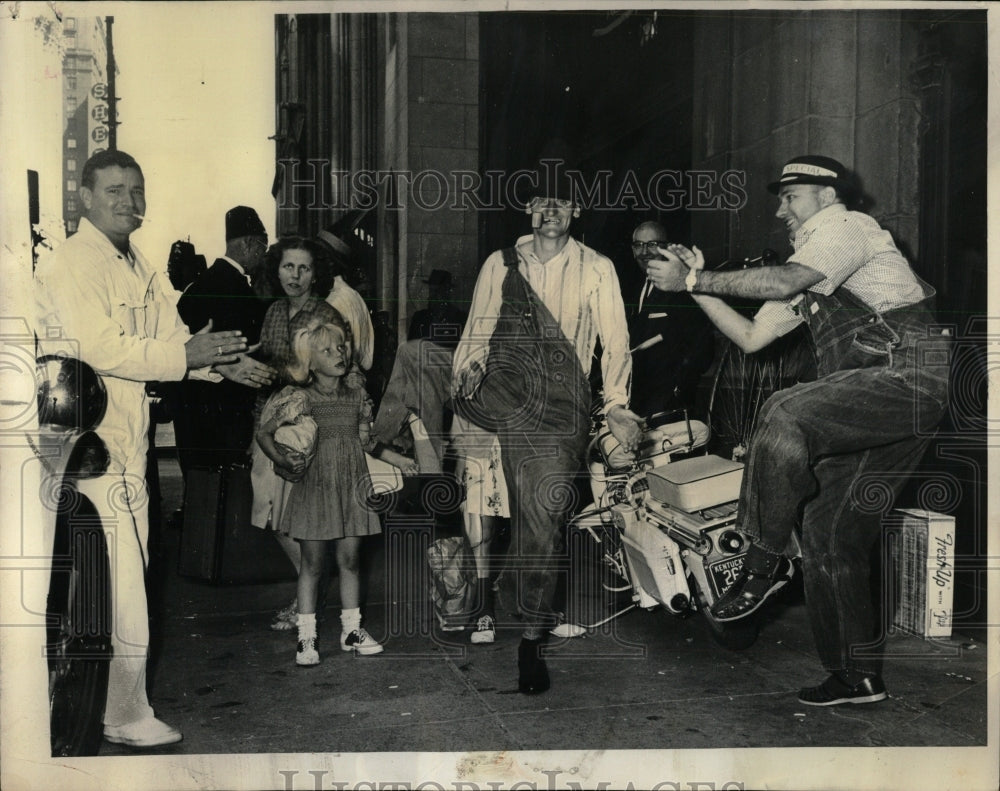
[637,279,653,312]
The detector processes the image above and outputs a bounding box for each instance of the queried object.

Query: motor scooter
[567,408,761,649]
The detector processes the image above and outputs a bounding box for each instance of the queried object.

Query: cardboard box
[890,508,955,639]
[646,455,744,512]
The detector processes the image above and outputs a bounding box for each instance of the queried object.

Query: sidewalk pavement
[105,457,988,757]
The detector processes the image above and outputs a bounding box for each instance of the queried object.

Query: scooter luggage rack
[643,498,739,554]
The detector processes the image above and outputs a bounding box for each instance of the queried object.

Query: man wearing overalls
[453,165,643,694]
[648,155,951,706]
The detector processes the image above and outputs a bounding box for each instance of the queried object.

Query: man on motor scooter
[646,155,951,706]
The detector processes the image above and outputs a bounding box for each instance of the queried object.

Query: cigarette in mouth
[133,214,147,221]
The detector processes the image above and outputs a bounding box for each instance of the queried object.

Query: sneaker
[341,627,384,655]
[104,717,182,748]
[296,635,320,666]
[270,598,298,631]
[798,674,887,706]
[550,612,586,638]
[470,614,496,644]
[435,612,465,632]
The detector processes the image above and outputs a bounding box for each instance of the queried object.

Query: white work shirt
[35,217,205,473]
[454,235,632,412]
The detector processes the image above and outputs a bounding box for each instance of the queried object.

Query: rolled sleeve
[753,298,805,339]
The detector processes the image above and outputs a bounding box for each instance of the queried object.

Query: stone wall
[691,11,922,267]
[381,12,479,339]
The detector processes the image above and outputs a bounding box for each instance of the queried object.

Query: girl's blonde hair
[287,311,354,385]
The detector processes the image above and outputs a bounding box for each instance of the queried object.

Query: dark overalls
[456,248,592,639]
[739,285,951,679]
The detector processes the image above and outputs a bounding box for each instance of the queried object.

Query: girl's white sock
[297,611,317,638]
[340,607,361,634]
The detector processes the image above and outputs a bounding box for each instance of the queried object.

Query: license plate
[708,554,745,599]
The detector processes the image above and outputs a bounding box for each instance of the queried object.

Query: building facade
[60,15,112,236]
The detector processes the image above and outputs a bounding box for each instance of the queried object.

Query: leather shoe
[518,637,550,694]
[104,716,182,748]
[710,556,794,622]
[798,674,887,706]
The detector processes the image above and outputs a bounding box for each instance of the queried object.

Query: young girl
[257,312,415,665]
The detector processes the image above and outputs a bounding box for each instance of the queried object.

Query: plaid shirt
[755,204,928,338]
[258,297,341,380]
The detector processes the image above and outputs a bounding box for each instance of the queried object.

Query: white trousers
[77,468,155,727]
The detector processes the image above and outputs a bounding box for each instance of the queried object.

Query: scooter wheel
[692,578,760,650]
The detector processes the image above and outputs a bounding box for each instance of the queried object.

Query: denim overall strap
[456,248,592,438]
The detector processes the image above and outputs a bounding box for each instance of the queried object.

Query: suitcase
[179,465,296,584]
[646,455,744,512]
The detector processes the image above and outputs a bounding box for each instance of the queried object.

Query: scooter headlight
[718,529,745,555]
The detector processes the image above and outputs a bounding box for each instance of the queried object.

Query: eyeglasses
[528,197,575,210]
[631,240,667,253]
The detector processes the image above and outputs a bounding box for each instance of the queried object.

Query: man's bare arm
[646,245,824,300]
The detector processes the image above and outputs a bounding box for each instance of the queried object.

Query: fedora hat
[516,138,582,206]
[424,269,453,288]
[316,208,373,263]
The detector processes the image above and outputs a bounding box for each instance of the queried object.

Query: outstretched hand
[646,244,707,292]
[185,320,248,369]
[215,350,277,389]
[645,252,688,292]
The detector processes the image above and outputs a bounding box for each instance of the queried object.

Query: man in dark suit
[174,206,276,471]
[407,269,468,349]
[627,220,715,418]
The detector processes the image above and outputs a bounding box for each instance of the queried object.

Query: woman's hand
[380,448,419,476]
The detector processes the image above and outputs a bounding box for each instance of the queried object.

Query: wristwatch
[685,267,698,293]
